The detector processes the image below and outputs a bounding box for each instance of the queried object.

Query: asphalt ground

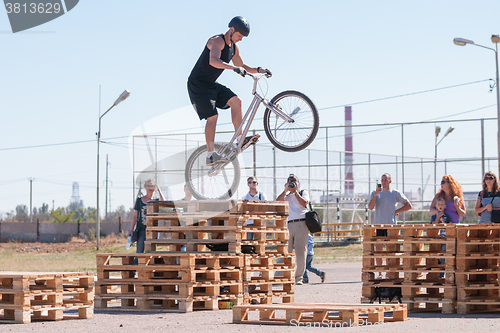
[2,262,500,332]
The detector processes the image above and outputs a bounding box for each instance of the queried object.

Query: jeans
[303,254,324,282]
[134,229,146,265]
[439,229,446,278]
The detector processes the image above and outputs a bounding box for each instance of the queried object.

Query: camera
[288,182,296,188]
[378,183,382,188]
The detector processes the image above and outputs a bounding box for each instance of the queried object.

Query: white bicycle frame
[208,73,294,176]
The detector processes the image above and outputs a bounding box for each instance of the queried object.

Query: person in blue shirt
[303,234,325,284]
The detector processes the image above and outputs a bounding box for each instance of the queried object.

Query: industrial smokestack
[344,106,354,196]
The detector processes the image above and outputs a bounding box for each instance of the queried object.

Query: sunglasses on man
[248,181,257,184]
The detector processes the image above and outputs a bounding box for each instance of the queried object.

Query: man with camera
[369,173,412,277]
[276,174,309,285]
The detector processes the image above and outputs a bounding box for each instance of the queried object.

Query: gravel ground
[2,262,500,332]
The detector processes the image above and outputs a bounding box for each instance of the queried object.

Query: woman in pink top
[430,175,466,278]
[430,175,466,223]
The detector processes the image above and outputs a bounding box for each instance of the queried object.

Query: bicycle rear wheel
[263,90,319,152]
[185,143,241,200]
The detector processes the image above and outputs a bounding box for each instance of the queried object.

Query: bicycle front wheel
[185,143,241,200]
[263,90,319,152]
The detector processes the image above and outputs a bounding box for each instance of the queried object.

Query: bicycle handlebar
[246,72,272,80]
[233,67,272,79]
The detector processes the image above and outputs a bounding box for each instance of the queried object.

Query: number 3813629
[5,2,61,14]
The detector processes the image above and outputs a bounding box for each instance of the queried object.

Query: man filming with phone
[368,173,412,277]
[277,174,309,285]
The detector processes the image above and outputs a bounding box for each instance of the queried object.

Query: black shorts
[187,80,236,120]
[376,229,388,237]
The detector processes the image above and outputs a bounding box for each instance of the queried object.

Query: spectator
[303,234,325,284]
[276,174,309,285]
[430,175,466,223]
[431,197,452,224]
[430,175,466,278]
[431,197,452,278]
[242,176,267,240]
[368,173,412,277]
[129,179,165,263]
[475,171,500,224]
[182,184,194,201]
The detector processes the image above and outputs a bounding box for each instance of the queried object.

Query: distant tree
[40,203,49,214]
[84,207,97,223]
[15,205,29,222]
[50,208,74,223]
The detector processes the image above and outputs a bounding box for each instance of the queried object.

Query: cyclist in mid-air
[187,16,272,165]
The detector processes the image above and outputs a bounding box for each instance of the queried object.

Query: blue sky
[1,0,500,216]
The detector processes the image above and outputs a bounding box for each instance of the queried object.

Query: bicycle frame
[208,73,294,177]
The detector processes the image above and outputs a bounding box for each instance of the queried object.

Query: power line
[318,79,492,110]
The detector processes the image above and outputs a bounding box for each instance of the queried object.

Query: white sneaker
[295,280,303,285]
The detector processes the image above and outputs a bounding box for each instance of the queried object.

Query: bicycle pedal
[241,134,260,151]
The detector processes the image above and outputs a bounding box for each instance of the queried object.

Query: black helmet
[228,16,250,37]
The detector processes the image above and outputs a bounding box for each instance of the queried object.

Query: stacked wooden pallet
[0,272,94,324]
[362,224,457,313]
[456,224,500,314]
[95,253,242,312]
[95,200,294,312]
[144,200,289,255]
[243,254,295,305]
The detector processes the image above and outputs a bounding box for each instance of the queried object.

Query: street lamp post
[96,90,130,250]
[434,126,455,195]
[454,35,500,178]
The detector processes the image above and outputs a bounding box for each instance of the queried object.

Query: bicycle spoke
[185,144,240,200]
[264,91,319,152]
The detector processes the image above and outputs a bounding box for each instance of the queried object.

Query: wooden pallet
[95,294,218,312]
[455,271,500,286]
[362,283,456,299]
[456,256,500,272]
[458,285,500,302]
[457,302,500,314]
[243,269,294,283]
[243,254,295,269]
[363,225,405,240]
[233,303,407,326]
[243,292,294,305]
[404,299,456,314]
[244,281,295,294]
[146,200,289,216]
[0,272,94,324]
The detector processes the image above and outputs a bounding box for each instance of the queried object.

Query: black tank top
[189,34,235,84]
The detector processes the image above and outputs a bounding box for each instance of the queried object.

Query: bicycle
[185,72,319,200]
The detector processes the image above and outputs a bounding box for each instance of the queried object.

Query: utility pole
[29,178,34,223]
[105,154,109,221]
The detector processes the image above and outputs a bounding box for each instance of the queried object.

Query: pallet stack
[95,200,294,312]
[0,272,94,324]
[95,252,242,312]
[456,224,500,314]
[362,224,457,313]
